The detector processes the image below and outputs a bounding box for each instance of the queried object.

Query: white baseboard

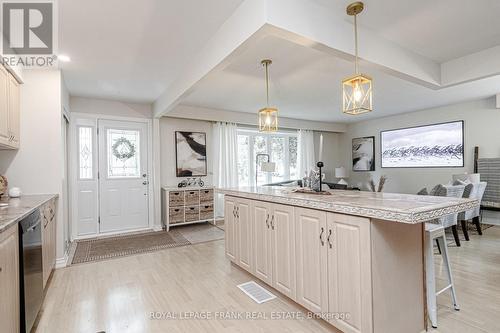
[55,252,69,269]
[153,225,164,232]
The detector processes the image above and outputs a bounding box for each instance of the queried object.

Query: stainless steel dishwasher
[19,209,43,333]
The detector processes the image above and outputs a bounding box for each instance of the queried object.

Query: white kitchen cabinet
[0,65,9,142]
[327,213,372,333]
[223,193,424,333]
[8,74,20,147]
[236,198,252,272]
[251,200,272,285]
[224,197,237,262]
[0,224,20,333]
[0,64,21,149]
[225,196,253,272]
[295,207,328,314]
[42,198,57,288]
[271,203,296,299]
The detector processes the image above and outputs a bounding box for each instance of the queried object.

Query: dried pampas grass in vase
[369,175,387,192]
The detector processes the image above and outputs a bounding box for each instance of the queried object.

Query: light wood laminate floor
[35,227,500,333]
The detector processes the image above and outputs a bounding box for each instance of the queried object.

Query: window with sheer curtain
[237,129,298,186]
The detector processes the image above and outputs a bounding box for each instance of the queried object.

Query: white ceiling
[58,0,500,122]
[312,0,500,62]
[181,35,500,123]
[59,0,243,103]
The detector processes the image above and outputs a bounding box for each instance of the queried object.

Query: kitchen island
[217,187,478,333]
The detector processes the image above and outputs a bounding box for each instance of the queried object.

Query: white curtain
[213,122,239,217]
[297,129,316,179]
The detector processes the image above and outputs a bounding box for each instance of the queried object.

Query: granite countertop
[0,194,58,233]
[216,187,479,224]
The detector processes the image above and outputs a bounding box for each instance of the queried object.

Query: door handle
[266,213,269,229]
[143,181,149,185]
[271,215,275,230]
[236,206,239,218]
[319,227,325,246]
[327,229,332,249]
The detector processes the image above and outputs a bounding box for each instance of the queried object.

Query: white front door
[98,120,149,233]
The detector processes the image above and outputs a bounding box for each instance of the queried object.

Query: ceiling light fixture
[342,2,372,115]
[258,59,278,132]
[58,55,71,62]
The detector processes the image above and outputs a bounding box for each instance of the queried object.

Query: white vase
[8,187,21,198]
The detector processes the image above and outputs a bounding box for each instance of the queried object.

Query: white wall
[314,131,342,181]
[160,117,213,187]
[70,96,152,118]
[0,69,65,260]
[339,97,499,194]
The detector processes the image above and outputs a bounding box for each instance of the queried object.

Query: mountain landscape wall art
[381,121,464,168]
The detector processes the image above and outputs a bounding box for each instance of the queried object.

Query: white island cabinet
[219,187,478,333]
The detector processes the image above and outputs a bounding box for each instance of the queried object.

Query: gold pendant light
[342,2,373,115]
[258,59,278,132]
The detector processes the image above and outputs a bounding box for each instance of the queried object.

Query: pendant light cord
[354,14,359,74]
[264,62,270,106]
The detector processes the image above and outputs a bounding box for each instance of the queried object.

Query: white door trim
[69,113,155,240]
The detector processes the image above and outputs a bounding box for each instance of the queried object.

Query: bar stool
[425,222,460,328]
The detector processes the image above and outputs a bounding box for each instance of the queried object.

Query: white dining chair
[441,185,465,246]
[459,181,487,240]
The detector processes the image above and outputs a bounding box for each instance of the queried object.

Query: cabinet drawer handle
[174,193,179,196]
[266,214,270,229]
[174,209,180,212]
[327,229,332,248]
[271,215,275,230]
[189,191,195,194]
[319,227,325,246]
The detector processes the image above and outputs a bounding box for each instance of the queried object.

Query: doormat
[71,229,191,265]
[70,223,225,265]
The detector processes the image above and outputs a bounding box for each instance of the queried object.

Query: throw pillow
[417,188,428,195]
[462,183,473,198]
[430,184,447,196]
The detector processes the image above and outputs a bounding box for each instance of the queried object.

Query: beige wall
[70,96,152,118]
[313,131,343,180]
[0,70,66,260]
[339,97,499,194]
[160,117,214,187]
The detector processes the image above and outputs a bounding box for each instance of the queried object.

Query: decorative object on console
[316,161,324,192]
[369,175,387,192]
[8,187,21,198]
[0,175,7,197]
[342,2,373,115]
[381,121,464,168]
[178,177,205,188]
[352,136,375,171]
[258,59,278,132]
[255,153,276,186]
[175,131,207,177]
[335,167,348,185]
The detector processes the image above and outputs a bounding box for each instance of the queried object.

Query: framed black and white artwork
[380,121,464,168]
[352,136,375,171]
[175,131,207,177]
